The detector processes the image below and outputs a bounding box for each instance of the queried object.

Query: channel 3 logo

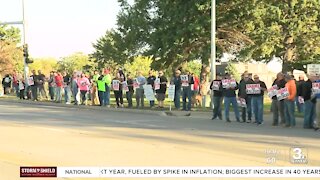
[290,147,308,164]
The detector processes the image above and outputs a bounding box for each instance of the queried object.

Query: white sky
[0,0,121,58]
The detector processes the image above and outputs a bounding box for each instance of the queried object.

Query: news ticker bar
[20,167,320,178]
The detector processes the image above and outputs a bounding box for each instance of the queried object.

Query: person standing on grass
[315,74,320,131]
[222,73,240,123]
[48,71,56,101]
[171,70,182,110]
[296,75,305,113]
[210,73,223,120]
[251,75,267,125]
[136,71,146,108]
[238,72,254,123]
[63,71,71,104]
[284,74,297,128]
[30,70,39,101]
[77,73,90,105]
[112,72,124,108]
[126,73,134,108]
[302,74,317,129]
[147,70,156,108]
[12,70,19,97]
[37,70,47,100]
[103,69,112,107]
[97,71,106,106]
[271,72,286,126]
[156,70,168,108]
[18,76,25,100]
[71,72,79,105]
[181,70,194,111]
[54,71,63,103]
[2,74,12,95]
[91,70,100,106]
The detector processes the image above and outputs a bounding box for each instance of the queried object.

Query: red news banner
[20,167,57,177]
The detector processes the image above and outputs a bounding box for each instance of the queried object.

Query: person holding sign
[112,72,124,108]
[18,77,25,100]
[147,70,156,108]
[251,75,267,125]
[302,74,317,129]
[284,74,297,128]
[315,75,320,131]
[54,71,64,103]
[155,71,168,108]
[210,73,223,120]
[30,70,39,101]
[181,70,194,111]
[238,73,254,123]
[77,73,90,105]
[126,73,134,108]
[271,72,286,126]
[223,73,240,122]
[97,71,106,106]
[171,70,182,109]
[136,71,147,108]
[103,69,112,107]
[2,74,12,95]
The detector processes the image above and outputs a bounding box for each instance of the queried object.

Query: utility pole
[210,0,216,81]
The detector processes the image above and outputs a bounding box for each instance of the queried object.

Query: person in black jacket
[238,72,254,123]
[302,75,317,129]
[296,75,305,113]
[147,70,156,108]
[210,73,223,120]
[156,70,168,108]
[171,70,182,109]
[38,70,47,100]
[126,73,134,108]
[223,73,240,122]
[181,70,194,111]
[271,72,286,126]
[30,70,39,101]
[2,74,12,95]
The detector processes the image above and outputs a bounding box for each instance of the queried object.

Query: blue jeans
[182,87,192,111]
[224,96,240,120]
[252,96,264,123]
[13,84,19,97]
[213,96,223,119]
[104,85,110,105]
[49,86,55,100]
[284,100,296,127]
[303,100,316,128]
[98,91,106,106]
[174,89,181,109]
[150,100,155,107]
[55,87,62,102]
[64,86,71,103]
[241,96,252,121]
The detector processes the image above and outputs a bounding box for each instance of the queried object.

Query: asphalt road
[0,100,319,180]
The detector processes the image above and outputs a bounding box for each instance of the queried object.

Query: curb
[0,99,167,117]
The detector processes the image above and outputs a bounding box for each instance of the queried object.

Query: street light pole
[210,0,216,81]
[22,0,29,85]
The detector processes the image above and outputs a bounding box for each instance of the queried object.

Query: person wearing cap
[284,74,297,127]
[271,72,286,126]
[251,74,267,125]
[302,74,317,129]
[181,70,194,111]
[210,73,223,120]
[171,70,182,109]
[222,73,240,122]
[296,75,305,113]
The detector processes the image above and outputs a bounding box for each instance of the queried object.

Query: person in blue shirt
[136,71,146,108]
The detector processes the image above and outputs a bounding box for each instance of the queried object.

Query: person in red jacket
[55,72,63,103]
[284,74,297,127]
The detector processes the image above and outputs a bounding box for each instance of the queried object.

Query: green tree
[123,56,153,77]
[57,52,93,74]
[28,57,58,75]
[225,62,240,81]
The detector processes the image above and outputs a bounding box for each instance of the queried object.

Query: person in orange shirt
[284,74,297,127]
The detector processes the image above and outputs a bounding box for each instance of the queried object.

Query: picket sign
[267,85,278,99]
[276,87,289,101]
[246,84,261,94]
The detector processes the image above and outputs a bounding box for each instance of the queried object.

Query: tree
[225,62,240,81]
[0,25,23,75]
[28,57,58,75]
[220,0,320,72]
[57,52,94,74]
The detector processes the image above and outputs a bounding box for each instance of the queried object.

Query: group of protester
[2,69,320,131]
[210,71,320,131]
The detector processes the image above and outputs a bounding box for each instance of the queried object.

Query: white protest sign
[246,84,261,94]
[221,79,230,89]
[122,81,129,92]
[143,85,155,101]
[229,79,237,88]
[298,96,304,104]
[267,85,278,99]
[212,81,221,91]
[180,75,189,87]
[307,64,320,76]
[168,85,176,100]
[237,98,246,108]
[112,80,120,91]
[312,82,320,94]
[28,77,34,86]
[133,78,139,89]
[277,87,290,101]
[154,78,161,90]
[19,81,24,90]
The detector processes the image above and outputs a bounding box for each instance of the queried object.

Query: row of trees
[92,0,320,73]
